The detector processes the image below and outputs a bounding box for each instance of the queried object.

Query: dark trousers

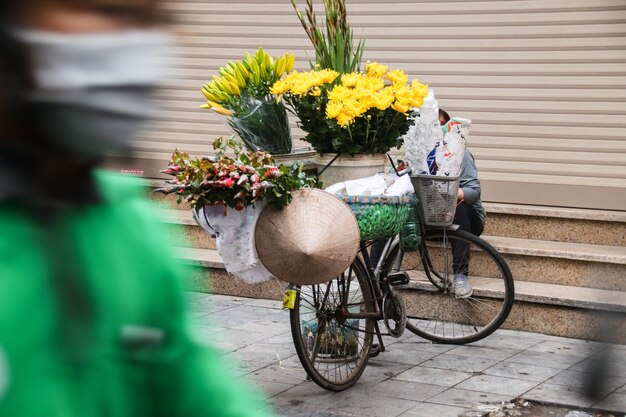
[451,202,484,275]
[371,202,484,275]
[369,239,388,272]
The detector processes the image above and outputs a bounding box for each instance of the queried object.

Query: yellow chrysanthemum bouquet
[201,48,295,154]
[271,62,429,154]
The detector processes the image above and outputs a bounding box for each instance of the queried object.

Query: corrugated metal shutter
[132,0,626,211]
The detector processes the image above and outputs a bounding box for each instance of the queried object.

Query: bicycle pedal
[387,272,410,286]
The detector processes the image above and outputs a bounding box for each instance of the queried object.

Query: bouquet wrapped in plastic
[201,48,295,154]
[401,88,471,177]
[400,89,443,175]
[227,95,291,155]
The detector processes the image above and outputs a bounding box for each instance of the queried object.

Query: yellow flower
[374,88,395,111]
[341,72,360,88]
[365,61,388,78]
[271,69,339,98]
[328,85,351,102]
[202,100,234,116]
[391,101,410,114]
[386,69,408,86]
[412,80,429,97]
[359,76,384,92]
[325,101,343,119]
[273,61,430,144]
[410,95,425,108]
[319,69,340,84]
[291,80,311,96]
[360,93,377,110]
[336,112,353,127]
[270,80,289,95]
[394,85,412,103]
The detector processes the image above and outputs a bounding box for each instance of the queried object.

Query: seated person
[439,109,486,297]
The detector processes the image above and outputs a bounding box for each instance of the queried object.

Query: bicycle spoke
[290,259,375,390]
[388,229,514,344]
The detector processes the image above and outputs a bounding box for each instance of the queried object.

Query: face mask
[13,29,174,157]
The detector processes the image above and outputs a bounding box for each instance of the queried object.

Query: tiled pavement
[187,292,626,417]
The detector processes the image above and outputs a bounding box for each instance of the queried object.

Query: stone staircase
[149,184,626,343]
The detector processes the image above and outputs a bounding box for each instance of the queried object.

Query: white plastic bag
[436,132,465,177]
[401,88,443,175]
[324,181,347,195]
[344,174,387,196]
[324,173,414,197]
[437,118,470,177]
[442,117,471,141]
[193,202,273,283]
[384,173,414,196]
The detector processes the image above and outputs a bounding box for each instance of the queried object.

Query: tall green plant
[291,0,365,73]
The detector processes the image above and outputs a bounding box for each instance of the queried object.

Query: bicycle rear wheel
[290,258,375,391]
[385,229,514,344]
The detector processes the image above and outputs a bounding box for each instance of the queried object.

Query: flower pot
[273,148,317,167]
[314,153,387,187]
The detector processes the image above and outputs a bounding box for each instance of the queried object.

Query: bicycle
[285,173,514,391]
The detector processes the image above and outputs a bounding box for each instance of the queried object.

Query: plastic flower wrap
[200,49,295,154]
[271,62,429,154]
[401,89,471,177]
[194,201,273,284]
[400,89,443,175]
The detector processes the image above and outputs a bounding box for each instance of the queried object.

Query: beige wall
[133,0,626,211]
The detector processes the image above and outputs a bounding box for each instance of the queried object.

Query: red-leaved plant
[157,137,317,210]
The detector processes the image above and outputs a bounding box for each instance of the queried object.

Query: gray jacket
[459,150,486,225]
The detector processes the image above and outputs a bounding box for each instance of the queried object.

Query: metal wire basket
[410,174,460,226]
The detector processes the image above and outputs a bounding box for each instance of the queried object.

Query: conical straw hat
[255,188,360,285]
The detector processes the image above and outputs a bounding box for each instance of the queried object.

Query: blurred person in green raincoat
[0,1,275,416]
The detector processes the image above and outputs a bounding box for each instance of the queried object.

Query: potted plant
[200,49,295,155]
[271,62,429,185]
[288,1,428,185]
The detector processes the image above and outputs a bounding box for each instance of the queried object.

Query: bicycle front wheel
[386,229,514,344]
[290,258,375,391]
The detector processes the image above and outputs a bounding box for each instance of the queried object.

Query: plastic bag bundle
[325,173,414,197]
[193,202,273,283]
[443,117,471,141]
[436,131,465,177]
[400,89,443,175]
[437,118,471,177]
[227,95,292,155]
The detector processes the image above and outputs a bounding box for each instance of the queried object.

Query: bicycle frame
[336,238,402,352]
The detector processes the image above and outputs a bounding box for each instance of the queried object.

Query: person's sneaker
[454,273,473,298]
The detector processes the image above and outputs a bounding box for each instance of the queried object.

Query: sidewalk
[187,292,626,417]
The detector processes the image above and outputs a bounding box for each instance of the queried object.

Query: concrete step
[397,236,626,291]
[158,208,215,250]
[176,247,287,301]
[159,208,626,291]
[483,202,626,247]
[174,247,626,343]
[483,236,626,292]
[403,270,626,313]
